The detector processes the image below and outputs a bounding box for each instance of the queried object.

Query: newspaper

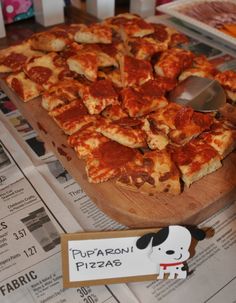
[0,15,236,303]
[0,120,139,303]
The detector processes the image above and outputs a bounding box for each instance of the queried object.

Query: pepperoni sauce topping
[149,23,169,42]
[3,53,27,70]
[175,107,213,130]
[27,66,52,84]
[94,141,136,168]
[11,78,24,99]
[125,56,152,84]
[90,79,118,99]
[140,79,164,97]
[56,100,88,123]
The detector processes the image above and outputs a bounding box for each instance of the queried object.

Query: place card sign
[61,225,206,287]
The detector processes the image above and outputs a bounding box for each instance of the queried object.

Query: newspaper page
[128,201,236,303]
[0,120,139,303]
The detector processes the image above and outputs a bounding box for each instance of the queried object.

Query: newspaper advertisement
[0,120,139,303]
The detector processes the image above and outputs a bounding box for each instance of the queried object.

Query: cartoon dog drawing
[136,225,205,279]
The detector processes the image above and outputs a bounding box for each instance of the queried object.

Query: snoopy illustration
[136,225,205,279]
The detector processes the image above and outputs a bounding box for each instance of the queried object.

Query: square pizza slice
[29,27,71,52]
[0,40,43,73]
[96,117,147,148]
[49,99,98,135]
[80,79,119,114]
[67,52,98,82]
[171,138,222,187]
[148,103,214,145]
[127,36,168,60]
[154,48,194,79]
[121,79,168,117]
[6,71,43,102]
[119,55,153,87]
[215,70,236,102]
[24,52,73,90]
[119,18,154,40]
[67,124,110,159]
[41,79,84,111]
[117,149,181,195]
[101,103,128,121]
[148,23,189,47]
[74,23,112,44]
[200,120,236,159]
[85,140,138,183]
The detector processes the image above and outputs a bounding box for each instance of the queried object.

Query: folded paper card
[61,225,206,287]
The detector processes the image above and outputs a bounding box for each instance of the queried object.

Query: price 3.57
[13,228,27,240]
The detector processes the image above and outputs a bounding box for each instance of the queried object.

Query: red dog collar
[160,262,183,270]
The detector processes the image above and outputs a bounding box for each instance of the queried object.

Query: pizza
[119,55,153,87]
[6,71,43,102]
[74,23,112,44]
[79,79,119,114]
[0,41,43,73]
[215,70,236,102]
[1,13,236,196]
[96,117,147,148]
[121,79,168,117]
[154,48,194,79]
[29,27,71,52]
[117,149,181,195]
[171,138,222,187]
[67,124,109,159]
[24,52,73,89]
[41,79,83,111]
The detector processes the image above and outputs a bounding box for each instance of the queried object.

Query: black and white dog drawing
[136,225,205,279]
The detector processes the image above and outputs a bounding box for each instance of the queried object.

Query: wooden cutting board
[1,79,236,228]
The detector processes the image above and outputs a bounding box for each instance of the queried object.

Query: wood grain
[1,78,236,228]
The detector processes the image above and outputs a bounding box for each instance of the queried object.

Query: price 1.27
[23,245,37,258]
[13,228,27,240]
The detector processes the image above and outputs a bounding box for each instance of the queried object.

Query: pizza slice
[179,55,217,81]
[98,68,123,88]
[24,52,73,89]
[127,36,168,60]
[215,70,236,102]
[117,149,181,195]
[171,138,222,187]
[0,40,43,73]
[121,79,168,117]
[96,117,147,148]
[67,124,110,159]
[119,55,153,87]
[74,23,112,44]
[49,99,98,135]
[80,79,119,114]
[119,18,154,40]
[101,103,128,121]
[154,48,194,79]
[141,118,169,150]
[200,119,236,159]
[85,140,138,183]
[6,71,43,102]
[148,103,214,145]
[153,76,177,93]
[67,52,98,82]
[41,79,83,111]
[103,13,141,33]
[29,27,71,52]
